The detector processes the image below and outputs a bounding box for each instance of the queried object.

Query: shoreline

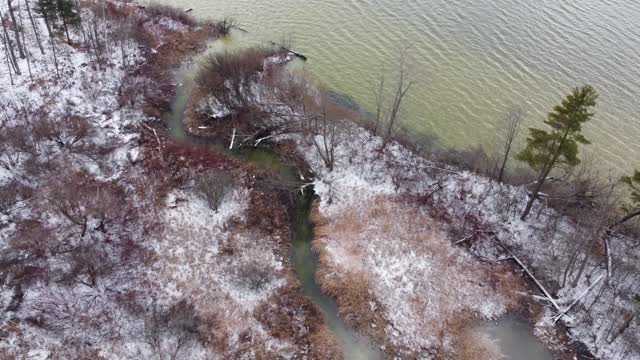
[1,1,638,359]
[0,2,341,358]
[134,6,348,359]
[165,33,600,358]
[167,39,575,358]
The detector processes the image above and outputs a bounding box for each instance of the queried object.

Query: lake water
[157,0,640,173]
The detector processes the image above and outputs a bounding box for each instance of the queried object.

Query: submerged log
[269,41,308,61]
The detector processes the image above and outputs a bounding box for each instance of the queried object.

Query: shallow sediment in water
[476,317,554,360]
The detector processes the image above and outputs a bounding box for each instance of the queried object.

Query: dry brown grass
[311,194,530,355]
[493,265,528,310]
[309,325,344,360]
[254,280,343,358]
[452,325,505,360]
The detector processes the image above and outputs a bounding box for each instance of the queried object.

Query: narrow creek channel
[163,37,553,360]
[164,38,381,359]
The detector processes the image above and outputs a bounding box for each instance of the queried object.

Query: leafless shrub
[145,3,197,27]
[0,181,30,215]
[48,341,107,360]
[51,115,94,151]
[195,49,271,114]
[40,171,146,287]
[194,170,233,212]
[310,108,338,171]
[216,17,238,35]
[231,262,273,291]
[0,124,35,169]
[143,300,205,360]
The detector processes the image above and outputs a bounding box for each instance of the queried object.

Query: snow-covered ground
[278,118,640,358]
[148,189,295,358]
[189,43,640,358]
[0,2,322,359]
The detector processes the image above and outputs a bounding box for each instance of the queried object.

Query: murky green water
[166,40,381,359]
[477,317,553,360]
[157,0,640,173]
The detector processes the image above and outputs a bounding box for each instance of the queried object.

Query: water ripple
[161,0,640,173]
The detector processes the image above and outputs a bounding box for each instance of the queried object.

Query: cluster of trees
[195,47,639,234]
[0,3,218,357]
[2,0,77,80]
[2,0,137,83]
[486,85,640,230]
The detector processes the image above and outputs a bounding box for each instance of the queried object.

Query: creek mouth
[164,38,381,359]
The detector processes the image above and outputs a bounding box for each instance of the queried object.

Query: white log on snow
[605,237,612,280]
[229,128,236,150]
[552,274,605,324]
[142,123,162,151]
[509,254,561,311]
[255,135,275,146]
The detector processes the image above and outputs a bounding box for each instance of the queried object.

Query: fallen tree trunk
[142,123,162,152]
[229,128,236,150]
[605,237,612,280]
[508,254,561,311]
[553,274,605,324]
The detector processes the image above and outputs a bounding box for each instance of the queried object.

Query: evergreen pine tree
[56,0,80,44]
[515,85,598,220]
[34,0,57,37]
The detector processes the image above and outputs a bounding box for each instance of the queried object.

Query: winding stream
[165,39,381,359]
[163,35,555,360]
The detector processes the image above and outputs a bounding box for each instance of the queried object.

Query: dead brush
[315,268,386,335]
[493,265,528,310]
[309,325,342,360]
[452,324,505,360]
[144,3,198,27]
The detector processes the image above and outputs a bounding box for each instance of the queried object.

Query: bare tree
[496,108,524,183]
[25,0,44,54]
[6,0,25,58]
[311,107,338,171]
[375,57,413,154]
[195,170,233,212]
[1,23,15,84]
[372,73,385,136]
[18,0,32,79]
[143,300,204,360]
[1,8,21,75]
